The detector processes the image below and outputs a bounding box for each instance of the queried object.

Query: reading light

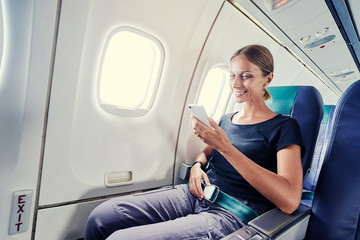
[264,0,296,11]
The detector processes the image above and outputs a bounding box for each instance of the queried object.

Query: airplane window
[197,67,231,121]
[98,27,164,116]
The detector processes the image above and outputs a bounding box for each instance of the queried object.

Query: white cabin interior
[0,0,359,239]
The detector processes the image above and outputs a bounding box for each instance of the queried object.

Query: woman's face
[229,55,270,104]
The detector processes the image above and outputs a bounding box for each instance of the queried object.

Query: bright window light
[99,27,164,115]
[197,67,231,121]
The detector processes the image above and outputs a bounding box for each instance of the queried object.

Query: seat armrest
[221,204,311,240]
[249,203,311,239]
[179,163,191,180]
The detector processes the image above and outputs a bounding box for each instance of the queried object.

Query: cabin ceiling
[326,0,360,75]
[230,0,360,94]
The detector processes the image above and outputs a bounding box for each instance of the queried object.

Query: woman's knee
[84,200,120,240]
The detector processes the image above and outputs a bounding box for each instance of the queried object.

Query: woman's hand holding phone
[188,104,211,127]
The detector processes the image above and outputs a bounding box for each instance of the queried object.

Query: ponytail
[263,88,271,101]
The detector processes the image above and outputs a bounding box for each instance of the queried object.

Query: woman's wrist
[218,141,234,156]
[192,160,204,169]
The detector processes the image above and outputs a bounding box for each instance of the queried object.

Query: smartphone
[188,104,211,127]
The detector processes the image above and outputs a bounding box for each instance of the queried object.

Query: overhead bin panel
[245,0,360,92]
[253,0,328,31]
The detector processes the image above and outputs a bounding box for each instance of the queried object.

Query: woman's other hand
[188,162,210,200]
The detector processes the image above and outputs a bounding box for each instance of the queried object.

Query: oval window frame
[97,26,165,117]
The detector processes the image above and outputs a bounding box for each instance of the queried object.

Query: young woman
[84,45,304,240]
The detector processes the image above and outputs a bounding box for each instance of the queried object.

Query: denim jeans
[84,184,245,240]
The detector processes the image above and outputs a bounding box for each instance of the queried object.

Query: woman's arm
[193,117,303,214]
[221,143,303,214]
[188,145,212,200]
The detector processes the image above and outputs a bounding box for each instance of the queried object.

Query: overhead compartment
[230,0,360,92]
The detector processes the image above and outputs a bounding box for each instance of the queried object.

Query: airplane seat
[265,86,324,176]
[305,79,360,239]
[301,105,335,206]
[222,80,360,240]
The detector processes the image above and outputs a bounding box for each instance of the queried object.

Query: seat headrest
[266,86,324,175]
[306,80,360,239]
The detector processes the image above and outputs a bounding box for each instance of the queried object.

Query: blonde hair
[231,45,273,101]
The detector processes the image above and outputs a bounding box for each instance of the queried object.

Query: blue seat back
[266,86,324,176]
[303,105,335,192]
[306,80,360,239]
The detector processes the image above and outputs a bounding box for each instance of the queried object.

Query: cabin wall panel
[0,0,59,239]
[35,199,106,240]
[38,0,223,206]
[0,0,33,184]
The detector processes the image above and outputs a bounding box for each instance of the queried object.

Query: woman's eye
[229,73,251,80]
[241,74,251,80]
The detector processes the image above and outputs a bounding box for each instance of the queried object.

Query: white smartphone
[188,104,211,127]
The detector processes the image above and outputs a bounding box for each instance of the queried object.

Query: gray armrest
[179,163,191,180]
[221,203,311,240]
[249,203,311,239]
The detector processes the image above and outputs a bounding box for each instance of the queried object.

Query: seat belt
[200,184,312,224]
[203,184,258,224]
[301,190,314,200]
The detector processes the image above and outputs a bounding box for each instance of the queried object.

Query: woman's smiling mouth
[234,90,248,97]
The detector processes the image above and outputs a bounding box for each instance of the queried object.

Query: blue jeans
[84,184,245,240]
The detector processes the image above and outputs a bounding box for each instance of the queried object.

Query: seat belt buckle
[203,184,220,203]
